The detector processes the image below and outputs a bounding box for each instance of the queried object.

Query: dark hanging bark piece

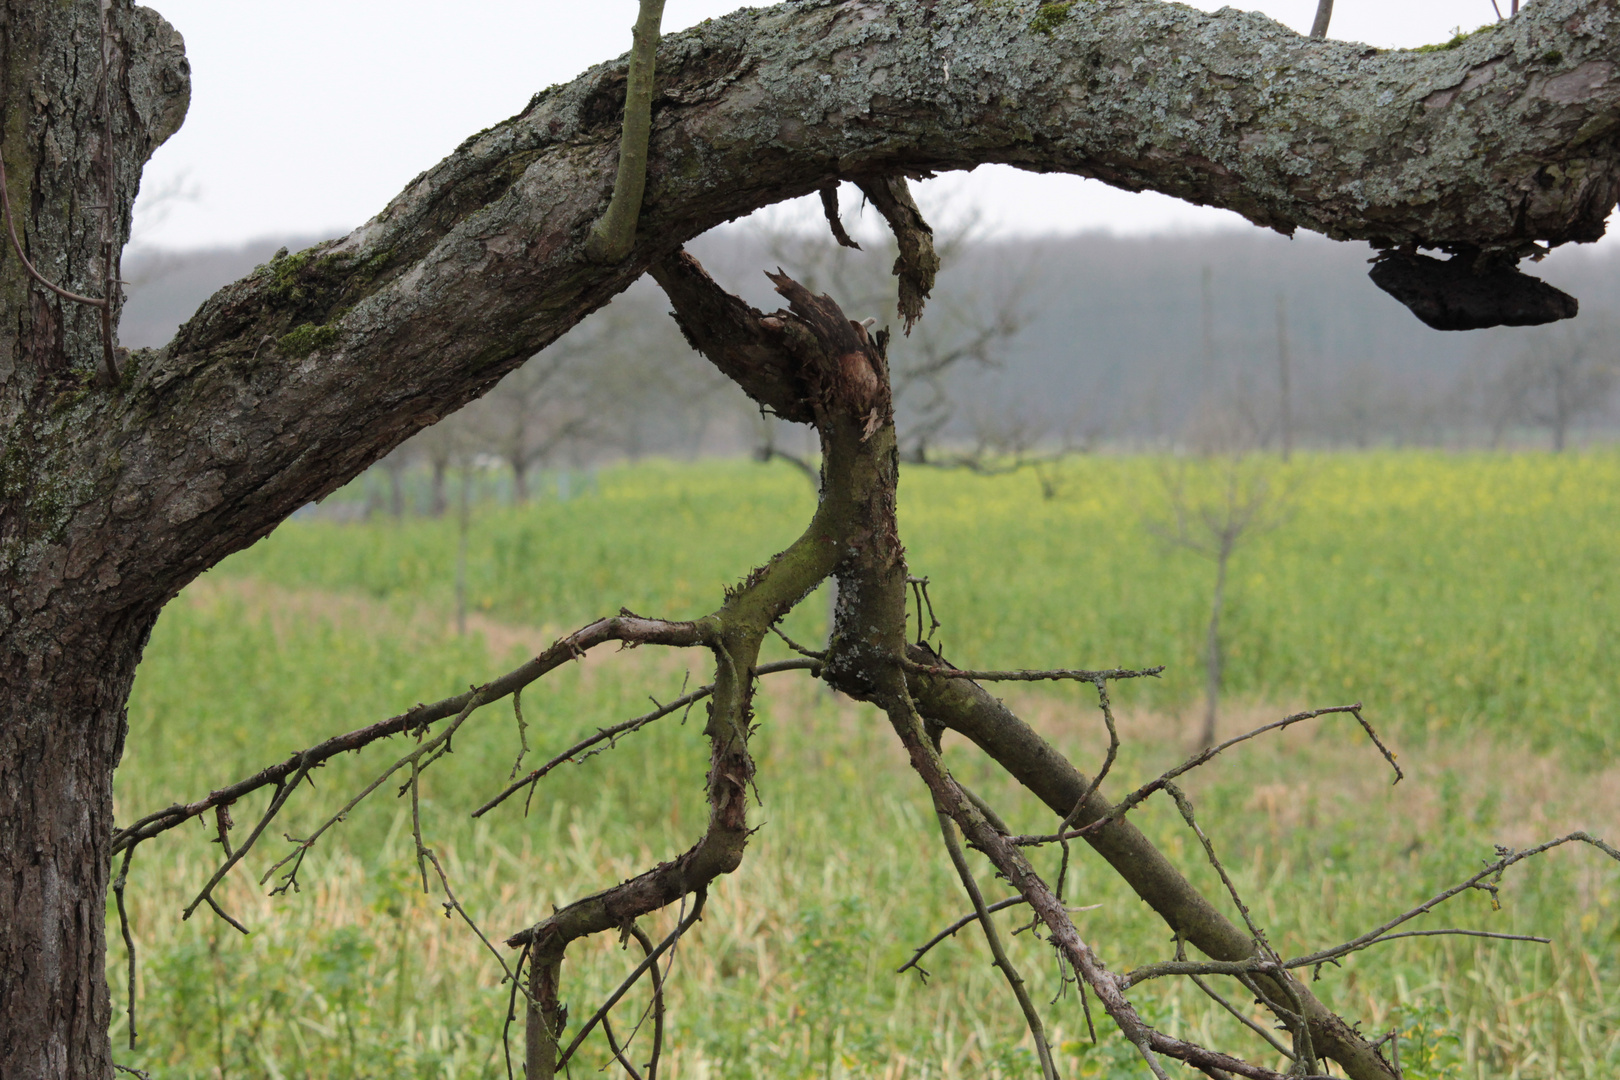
[818,183,861,250]
[1369,251,1579,331]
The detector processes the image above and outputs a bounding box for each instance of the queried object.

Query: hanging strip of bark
[854,174,939,334]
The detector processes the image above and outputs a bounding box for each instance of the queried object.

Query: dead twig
[473,658,816,818]
[902,660,1164,685]
[112,846,138,1049]
[553,888,707,1073]
[897,896,1029,978]
[932,799,1059,1080]
[1071,704,1397,839]
[116,613,706,854]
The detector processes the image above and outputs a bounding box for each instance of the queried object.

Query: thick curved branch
[38,0,1620,626]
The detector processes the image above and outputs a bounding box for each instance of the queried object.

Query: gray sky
[134,1,1546,250]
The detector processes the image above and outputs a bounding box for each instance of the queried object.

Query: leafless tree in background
[1487,316,1618,451]
[1146,454,1298,749]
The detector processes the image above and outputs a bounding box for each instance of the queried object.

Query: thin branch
[755,441,820,483]
[260,686,495,895]
[179,764,307,923]
[508,688,530,779]
[896,896,1029,977]
[112,846,138,1050]
[1058,677,1122,901]
[1073,703,1397,838]
[933,801,1059,1080]
[115,613,705,853]
[503,944,530,1080]
[1285,831,1619,969]
[423,845,521,985]
[0,153,109,309]
[601,1016,646,1080]
[768,623,825,660]
[903,660,1164,685]
[472,658,816,819]
[585,0,667,263]
[1164,782,1318,1072]
[1309,0,1333,38]
[204,896,250,936]
[628,924,666,1080]
[1188,973,1297,1062]
[554,888,707,1072]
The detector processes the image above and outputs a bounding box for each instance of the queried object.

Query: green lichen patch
[278,322,341,359]
[1031,2,1076,36]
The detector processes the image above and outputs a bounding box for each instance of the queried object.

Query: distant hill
[119,226,1620,449]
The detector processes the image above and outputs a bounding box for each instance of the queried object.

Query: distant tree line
[121,219,1620,515]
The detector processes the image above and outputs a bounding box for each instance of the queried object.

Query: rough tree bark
[7,0,1620,1076]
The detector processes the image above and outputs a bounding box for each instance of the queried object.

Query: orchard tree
[6,2,1620,1078]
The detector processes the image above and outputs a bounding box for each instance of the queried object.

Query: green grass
[233,452,1620,755]
[112,452,1620,1078]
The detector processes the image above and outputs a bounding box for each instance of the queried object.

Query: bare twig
[502,943,530,1080]
[1310,0,1333,38]
[902,660,1164,685]
[180,764,308,923]
[553,888,707,1072]
[1286,832,1619,969]
[907,576,942,646]
[116,613,705,854]
[1057,677,1122,902]
[897,895,1029,977]
[262,685,497,896]
[932,801,1059,1080]
[473,658,816,818]
[585,0,666,263]
[1072,704,1397,839]
[0,148,119,383]
[628,924,666,1080]
[422,846,520,984]
[508,688,530,779]
[1166,782,1317,1072]
[601,1015,646,1080]
[768,623,826,660]
[204,896,250,936]
[112,846,138,1049]
[1188,973,1297,1062]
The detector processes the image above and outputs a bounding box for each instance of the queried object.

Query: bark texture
[6,0,1620,1075]
[0,4,188,1077]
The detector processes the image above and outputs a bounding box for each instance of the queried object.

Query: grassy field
[112,452,1620,1079]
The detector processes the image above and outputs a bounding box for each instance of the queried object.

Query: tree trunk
[1200,544,1230,750]
[430,456,449,517]
[0,3,187,1076]
[512,455,531,504]
[0,617,155,1080]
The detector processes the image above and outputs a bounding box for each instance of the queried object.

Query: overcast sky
[133,1,1543,250]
